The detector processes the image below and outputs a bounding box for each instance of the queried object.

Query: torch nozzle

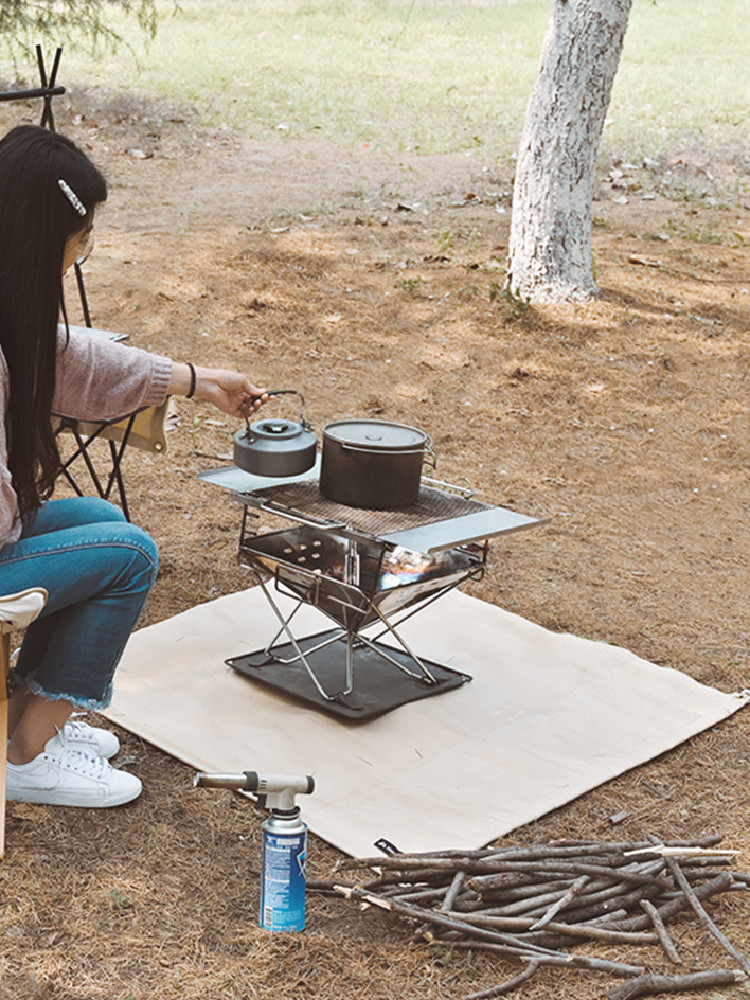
[194,772,252,790]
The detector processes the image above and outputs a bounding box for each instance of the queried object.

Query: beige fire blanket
[105,587,747,857]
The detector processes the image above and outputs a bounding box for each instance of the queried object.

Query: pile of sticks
[314,834,750,999]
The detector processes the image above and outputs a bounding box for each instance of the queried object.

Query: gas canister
[261,807,308,932]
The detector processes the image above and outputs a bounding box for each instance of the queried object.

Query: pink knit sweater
[0,326,173,544]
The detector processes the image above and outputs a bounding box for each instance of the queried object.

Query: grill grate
[239,480,491,538]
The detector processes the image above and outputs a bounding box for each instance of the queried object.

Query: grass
[605,0,750,157]
[3,0,749,159]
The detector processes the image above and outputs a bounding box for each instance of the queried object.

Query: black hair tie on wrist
[186,362,196,399]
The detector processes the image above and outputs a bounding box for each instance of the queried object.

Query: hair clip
[58,178,86,217]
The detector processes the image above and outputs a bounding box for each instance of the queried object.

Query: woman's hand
[171,363,268,418]
[196,368,269,418]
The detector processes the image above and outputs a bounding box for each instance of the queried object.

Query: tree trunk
[507,0,632,303]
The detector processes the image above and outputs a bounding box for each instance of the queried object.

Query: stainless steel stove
[200,464,543,720]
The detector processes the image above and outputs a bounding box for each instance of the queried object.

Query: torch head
[194,770,315,812]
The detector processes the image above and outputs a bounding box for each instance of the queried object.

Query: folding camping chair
[0,588,47,858]
[54,398,171,522]
[0,45,65,129]
[2,49,168,521]
[9,47,172,522]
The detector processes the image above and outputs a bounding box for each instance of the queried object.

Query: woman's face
[62,220,94,274]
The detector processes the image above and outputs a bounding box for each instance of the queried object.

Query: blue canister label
[261,827,307,932]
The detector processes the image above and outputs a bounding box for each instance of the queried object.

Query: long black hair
[0,125,107,518]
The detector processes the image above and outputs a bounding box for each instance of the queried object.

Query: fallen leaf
[9,803,39,821]
[628,255,662,268]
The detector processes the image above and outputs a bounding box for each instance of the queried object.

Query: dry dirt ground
[0,92,748,1000]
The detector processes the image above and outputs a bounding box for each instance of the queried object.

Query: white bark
[507,0,632,303]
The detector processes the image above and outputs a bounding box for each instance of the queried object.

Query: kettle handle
[244,389,309,431]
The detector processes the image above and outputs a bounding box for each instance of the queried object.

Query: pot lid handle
[244,389,310,432]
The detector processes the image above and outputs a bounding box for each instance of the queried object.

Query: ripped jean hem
[12,671,113,711]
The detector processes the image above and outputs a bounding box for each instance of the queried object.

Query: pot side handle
[339,434,437,470]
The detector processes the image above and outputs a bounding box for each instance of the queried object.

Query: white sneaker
[5,747,142,807]
[45,717,121,759]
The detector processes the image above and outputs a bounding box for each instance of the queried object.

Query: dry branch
[530,874,589,928]
[617,872,734,931]
[445,940,645,977]
[665,857,750,973]
[441,870,466,911]
[605,968,746,1000]
[463,961,541,1000]
[639,899,681,964]
[443,910,658,945]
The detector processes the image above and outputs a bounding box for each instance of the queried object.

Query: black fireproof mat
[227,629,471,721]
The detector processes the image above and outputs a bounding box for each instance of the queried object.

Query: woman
[0,125,267,807]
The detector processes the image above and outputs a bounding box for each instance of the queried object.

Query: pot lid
[250,418,308,441]
[324,419,427,450]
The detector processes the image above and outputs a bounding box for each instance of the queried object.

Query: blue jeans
[0,497,158,709]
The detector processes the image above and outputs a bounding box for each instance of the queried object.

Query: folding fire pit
[223,476,542,721]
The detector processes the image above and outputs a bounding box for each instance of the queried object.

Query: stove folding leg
[265,627,347,667]
[353,619,439,684]
[257,579,354,700]
[256,576,441,695]
[261,597,306,657]
[344,632,355,694]
[258,582,350,670]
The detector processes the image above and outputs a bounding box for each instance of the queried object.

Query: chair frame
[55,411,143,522]
[0,628,10,842]
[1,589,48,858]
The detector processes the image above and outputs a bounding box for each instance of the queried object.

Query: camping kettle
[233,390,317,478]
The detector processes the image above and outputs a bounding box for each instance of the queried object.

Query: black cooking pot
[233,390,317,478]
[319,419,434,508]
